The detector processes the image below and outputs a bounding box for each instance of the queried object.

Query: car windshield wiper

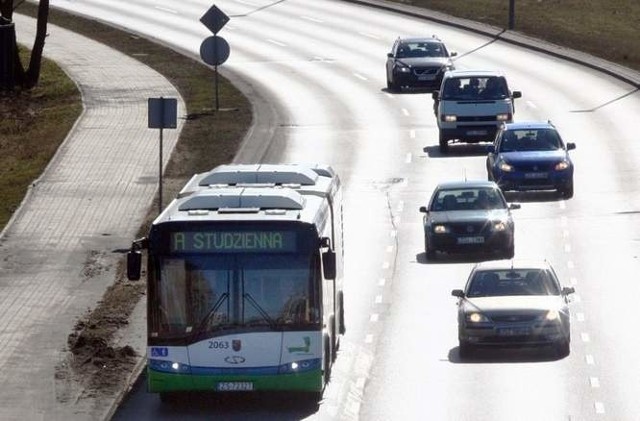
[243,293,277,329]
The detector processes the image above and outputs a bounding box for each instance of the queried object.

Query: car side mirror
[432,91,440,100]
[566,142,576,151]
[509,203,521,210]
[419,206,428,213]
[512,91,522,99]
[451,289,465,298]
[387,52,394,58]
[450,51,457,57]
[562,286,575,295]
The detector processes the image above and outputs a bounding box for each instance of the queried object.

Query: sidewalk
[0,15,184,420]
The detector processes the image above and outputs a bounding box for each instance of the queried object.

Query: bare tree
[0,0,49,90]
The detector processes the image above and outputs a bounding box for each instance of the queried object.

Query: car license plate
[418,75,434,81]
[466,130,487,136]
[457,236,485,244]
[524,172,548,179]
[216,382,254,391]
[497,327,530,336]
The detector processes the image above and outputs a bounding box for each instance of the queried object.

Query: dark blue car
[486,121,576,198]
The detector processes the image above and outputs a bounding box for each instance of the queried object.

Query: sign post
[199,5,231,111]
[148,97,178,214]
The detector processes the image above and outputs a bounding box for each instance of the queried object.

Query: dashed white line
[267,39,287,47]
[405,152,412,163]
[409,129,416,139]
[576,312,585,322]
[564,244,572,253]
[589,377,600,388]
[560,216,568,227]
[385,93,394,99]
[353,72,368,81]
[236,0,257,5]
[401,108,410,116]
[581,332,591,342]
[594,402,605,414]
[397,201,405,212]
[370,314,379,322]
[358,31,380,39]
[375,295,382,304]
[526,100,538,109]
[586,355,595,365]
[386,245,394,253]
[382,261,390,269]
[378,278,386,286]
[365,334,374,344]
[356,377,366,389]
[390,230,397,238]
[559,200,566,210]
[300,15,323,23]
[154,5,178,14]
[563,229,570,238]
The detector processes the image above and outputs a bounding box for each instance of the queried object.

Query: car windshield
[431,187,506,211]
[466,269,561,297]
[498,128,563,152]
[396,41,447,58]
[441,76,509,100]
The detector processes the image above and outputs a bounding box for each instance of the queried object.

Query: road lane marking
[581,332,591,342]
[365,334,373,343]
[559,201,566,210]
[154,6,178,14]
[409,129,416,139]
[526,100,537,109]
[560,216,568,227]
[594,402,605,414]
[300,15,324,23]
[405,152,412,163]
[386,245,394,253]
[401,108,410,116]
[564,244,572,253]
[353,72,368,81]
[378,278,386,286]
[563,229,570,237]
[576,312,585,322]
[375,295,382,304]
[590,377,600,388]
[382,261,390,269]
[385,93,394,99]
[390,230,397,238]
[397,201,404,212]
[267,39,287,47]
[358,31,380,39]
[370,314,379,322]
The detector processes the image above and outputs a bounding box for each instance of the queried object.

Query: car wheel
[504,244,515,259]
[425,237,437,261]
[554,339,570,358]
[459,341,474,359]
[387,78,400,92]
[559,182,574,199]
[439,131,449,154]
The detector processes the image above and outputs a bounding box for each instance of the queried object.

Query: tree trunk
[23,0,49,89]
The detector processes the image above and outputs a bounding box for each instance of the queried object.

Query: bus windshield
[152,253,320,338]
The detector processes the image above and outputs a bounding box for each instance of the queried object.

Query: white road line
[564,244,572,253]
[570,277,577,285]
[356,377,366,389]
[300,15,324,23]
[365,334,374,343]
[375,295,382,304]
[401,108,410,116]
[353,72,368,81]
[581,332,591,342]
[154,5,178,14]
[386,245,394,253]
[267,39,287,47]
[590,377,600,388]
[405,152,412,163]
[526,100,537,109]
[586,355,595,365]
[385,93,394,99]
[563,229,570,238]
[390,230,397,238]
[560,216,568,227]
[370,314,379,322]
[576,312,585,322]
[559,200,566,210]
[236,0,257,5]
[378,278,386,286]
[594,402,605,414]
[397,201,404,212]
[358,31,380,39]
[409,129,416,139]
[382,261,390,269]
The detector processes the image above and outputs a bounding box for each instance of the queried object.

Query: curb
[342,0,640,89]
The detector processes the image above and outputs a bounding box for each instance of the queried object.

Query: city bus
[127,164,344,402]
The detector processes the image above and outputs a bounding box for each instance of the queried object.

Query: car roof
[435,180,500,190]
[472,259,553,271]
[398,37,442,43]
[444,69,505,78]
[503,121,556,130]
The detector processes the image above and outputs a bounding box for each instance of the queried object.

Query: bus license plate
[217,382,254,391]
[457,236,484,244]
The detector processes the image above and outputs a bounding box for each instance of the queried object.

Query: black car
[419,181,520,260]
[487,121,576,198]
[385,36,456,91]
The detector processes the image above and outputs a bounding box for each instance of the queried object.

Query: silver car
[452,260,574,358]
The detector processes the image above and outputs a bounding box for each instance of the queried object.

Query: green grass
[387,0,640,71]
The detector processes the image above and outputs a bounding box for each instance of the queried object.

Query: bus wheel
[338,291,346,335]
[330,317,338,362]
[323,336,332,383]
[159,392,179,404]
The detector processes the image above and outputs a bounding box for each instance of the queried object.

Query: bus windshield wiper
[192,292,229,337]
[243,293,276,328]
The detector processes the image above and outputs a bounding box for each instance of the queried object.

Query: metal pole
[214,34,220,111]
[508,0,515,30]
[159,127,163,215]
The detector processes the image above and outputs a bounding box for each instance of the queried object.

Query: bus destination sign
[171,231,296,253]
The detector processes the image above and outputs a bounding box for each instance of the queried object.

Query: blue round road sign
[200,36,230,66]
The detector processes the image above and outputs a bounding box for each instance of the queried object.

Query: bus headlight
[442,115,457,122]
[496,113,512,121]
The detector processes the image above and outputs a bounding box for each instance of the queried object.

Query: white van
[433,70,522,153]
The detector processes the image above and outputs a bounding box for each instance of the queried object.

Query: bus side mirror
[322,249,336,280]
[127,250,142,281]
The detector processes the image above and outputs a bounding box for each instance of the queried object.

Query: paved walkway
[0,15,184,420]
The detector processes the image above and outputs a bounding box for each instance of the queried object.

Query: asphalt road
[48,0,640,419]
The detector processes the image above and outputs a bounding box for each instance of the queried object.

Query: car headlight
[545,310,560,321]
[433,224,449,234]
[496,113,512,121]
[442,115,457,122]
[466,312,490,323]
[395,64,411,73]
[499,161,514,172]
[492,221,507,231]
[554,161,570,171]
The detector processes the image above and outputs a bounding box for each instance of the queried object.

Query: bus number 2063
[208,340,230,349]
